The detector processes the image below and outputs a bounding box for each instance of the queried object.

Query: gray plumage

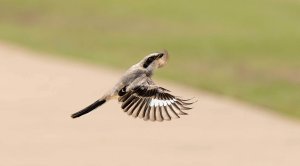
[71,50,196,121]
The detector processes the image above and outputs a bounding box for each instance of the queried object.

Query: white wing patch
[149,98,177,107]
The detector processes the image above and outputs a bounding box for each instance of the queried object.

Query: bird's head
[139,49,169,71]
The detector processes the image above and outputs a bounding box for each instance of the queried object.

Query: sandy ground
[1,42,300,166]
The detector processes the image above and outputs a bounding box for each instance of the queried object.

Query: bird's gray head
[139,50,169,71]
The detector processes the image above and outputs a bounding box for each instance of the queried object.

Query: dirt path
[1,42,300,166]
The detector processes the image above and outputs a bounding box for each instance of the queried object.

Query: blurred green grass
[0,0,299,117]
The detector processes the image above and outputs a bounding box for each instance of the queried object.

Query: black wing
[118,84,196,122]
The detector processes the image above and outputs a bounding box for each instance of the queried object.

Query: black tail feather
[71,99,106,118]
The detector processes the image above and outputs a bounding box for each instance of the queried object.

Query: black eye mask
[143,56,156,68]
[157,53,164,58]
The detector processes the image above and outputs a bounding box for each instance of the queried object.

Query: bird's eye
[147,57,155,61]
[118,86,127,96]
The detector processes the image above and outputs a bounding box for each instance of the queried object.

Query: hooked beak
[156,50,169,68]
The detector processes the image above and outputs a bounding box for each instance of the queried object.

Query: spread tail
[71,99,106,118]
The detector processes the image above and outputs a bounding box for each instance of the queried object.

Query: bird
[71,50,196,121]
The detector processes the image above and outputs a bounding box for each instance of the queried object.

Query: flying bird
[71,50,196,121]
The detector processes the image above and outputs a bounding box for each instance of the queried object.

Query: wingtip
[178,97,198,105]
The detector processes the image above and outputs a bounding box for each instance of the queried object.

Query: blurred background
[0,0,299,117]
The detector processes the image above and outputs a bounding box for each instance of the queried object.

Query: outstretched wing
[118,79,195,121]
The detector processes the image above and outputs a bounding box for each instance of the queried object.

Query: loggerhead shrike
[71,50,196,121]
